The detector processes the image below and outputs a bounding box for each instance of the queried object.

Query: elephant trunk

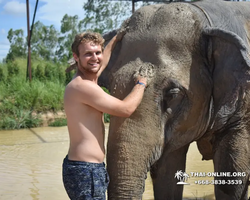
[107,153,147,199]
[107,116,162,199]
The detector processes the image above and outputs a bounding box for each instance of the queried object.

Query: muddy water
[0,126,248,200]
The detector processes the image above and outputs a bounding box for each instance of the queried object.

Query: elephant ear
[197,28,250,160]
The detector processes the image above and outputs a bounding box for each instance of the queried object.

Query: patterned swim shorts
[62,155,109,200]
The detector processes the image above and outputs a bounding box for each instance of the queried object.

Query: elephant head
[99,1,250,199]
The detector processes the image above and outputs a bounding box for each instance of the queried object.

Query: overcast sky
[0,0,88,61]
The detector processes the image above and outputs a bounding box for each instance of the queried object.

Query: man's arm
[72,77,147,118]
[97,31,126,77]
[68,62,155,118]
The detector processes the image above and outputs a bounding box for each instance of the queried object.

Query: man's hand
[134,62,155,88]
[116,27,127,42]
[116,19,129,41]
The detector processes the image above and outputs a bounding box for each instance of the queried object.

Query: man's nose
[91,53,98,59]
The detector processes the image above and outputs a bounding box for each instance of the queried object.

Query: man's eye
[96,52,102,55]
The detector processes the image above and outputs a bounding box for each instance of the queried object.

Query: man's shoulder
[68,77,92,87]
[66,77,101,93]
[65,78,105,105]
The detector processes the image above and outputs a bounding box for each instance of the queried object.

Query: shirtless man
[62,31,148,200]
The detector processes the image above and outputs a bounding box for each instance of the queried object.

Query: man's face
[74,41,103,74]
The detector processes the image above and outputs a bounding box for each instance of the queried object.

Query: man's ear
[73,53,79,63]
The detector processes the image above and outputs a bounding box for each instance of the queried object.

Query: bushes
[65,70,74,85]
[101,87,110,123]
[35,64,45,81]
[49,118,67,127]
[34,63,67,84]
[0,109,42,130]
[0,59,67,130]
[0,67,5,82]
[7,61,20,77]
[44,63,56,80]
[0,58,110,130]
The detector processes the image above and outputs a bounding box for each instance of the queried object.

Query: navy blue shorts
[62,155,109,200]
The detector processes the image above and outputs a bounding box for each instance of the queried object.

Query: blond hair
[71,31,105,56]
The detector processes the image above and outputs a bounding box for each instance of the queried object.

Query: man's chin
[87,68,100,74]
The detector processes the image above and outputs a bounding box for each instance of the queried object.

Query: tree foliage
[4,0,214,63]
[6,29,26,62]
[55,14,80,62]
[30,21,58,60]
[82,0,131,33]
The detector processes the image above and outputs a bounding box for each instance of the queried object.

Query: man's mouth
[89,63,99,67]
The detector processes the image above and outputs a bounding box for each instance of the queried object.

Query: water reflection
[0,126,248,200]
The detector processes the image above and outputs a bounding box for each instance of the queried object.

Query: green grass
[0,57,110,130]
[0,76,65,112]
[49,118,67,127]
[0,109,42,129]
[0,58,69,130]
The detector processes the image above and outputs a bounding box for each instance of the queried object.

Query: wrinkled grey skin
[99,0,250,199]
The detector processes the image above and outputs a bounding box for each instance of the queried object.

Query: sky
[1,0,249,62]
[0,0,88,61]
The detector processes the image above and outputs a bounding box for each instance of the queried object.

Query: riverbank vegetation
[0,0,197,130]
[0,58,111,130]
[0,58,71,129]
[0,0,130,130]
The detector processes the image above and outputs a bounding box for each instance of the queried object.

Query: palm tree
[174,170,183,181]
[182,172,190,182]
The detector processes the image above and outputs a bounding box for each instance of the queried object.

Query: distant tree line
[4,0,133,64]
[3,0,241,64]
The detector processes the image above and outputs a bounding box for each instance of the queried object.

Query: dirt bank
[33,111,66,127]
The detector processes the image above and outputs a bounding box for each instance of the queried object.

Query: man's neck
[76,69,98,83]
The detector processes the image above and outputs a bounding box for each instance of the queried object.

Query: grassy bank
[0,58,110,130]
[0,58,70,130]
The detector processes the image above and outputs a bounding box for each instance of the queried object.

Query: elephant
[99,0,250,199]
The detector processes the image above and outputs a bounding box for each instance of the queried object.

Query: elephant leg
[213,129,250,200]
[150,144,190,200]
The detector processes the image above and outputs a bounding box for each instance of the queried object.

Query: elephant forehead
[127,3,198,44]
[112,58,191,92]
[113,44,192,91]
[110,3,202,92]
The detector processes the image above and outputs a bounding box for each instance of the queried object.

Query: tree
[30,21,59,61]
[55,14,80,62]
[82,0,131,34]
[6,29,26,62]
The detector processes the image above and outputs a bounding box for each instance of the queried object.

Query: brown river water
[0,125,248,200]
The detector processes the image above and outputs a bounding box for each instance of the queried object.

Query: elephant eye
[163,88,181,100]
[161,87,184,113]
